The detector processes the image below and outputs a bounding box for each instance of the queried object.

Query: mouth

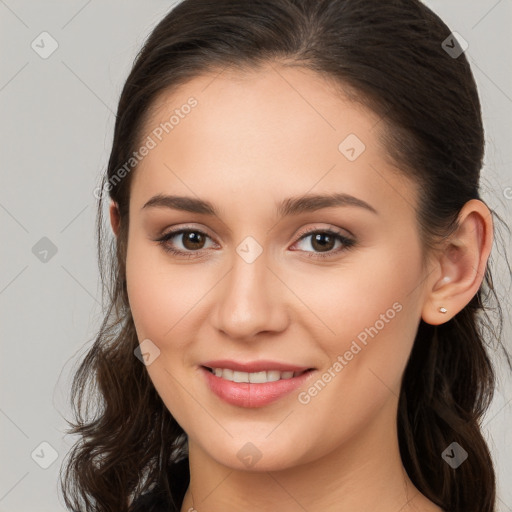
[199,363,316,408]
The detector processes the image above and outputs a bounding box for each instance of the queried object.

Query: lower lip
[200,366,315,408]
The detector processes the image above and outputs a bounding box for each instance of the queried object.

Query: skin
[109,63,493,512]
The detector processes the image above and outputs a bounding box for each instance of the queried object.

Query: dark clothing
[129,457,190,512]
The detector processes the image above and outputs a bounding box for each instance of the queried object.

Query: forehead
[142,63,379,153]
[130,63,417,220]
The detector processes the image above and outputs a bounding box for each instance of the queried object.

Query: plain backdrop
[1,1,511,511]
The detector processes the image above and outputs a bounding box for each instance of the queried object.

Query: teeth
[249,371,267,383]
[209,368,303,383]
[266,370,280,382]
[233,371,246,383]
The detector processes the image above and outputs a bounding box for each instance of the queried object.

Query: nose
[211,251,289,340]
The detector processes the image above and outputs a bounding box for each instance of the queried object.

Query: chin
[194,433,314,473]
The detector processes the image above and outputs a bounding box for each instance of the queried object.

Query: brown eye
[180,231,207,250]
[155,228,216,257]
[309,232,337,252]
[292,229,356,259]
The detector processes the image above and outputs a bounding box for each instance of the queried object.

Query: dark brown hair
[59,1,511,511]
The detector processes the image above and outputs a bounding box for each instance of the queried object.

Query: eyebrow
[141,192,378,217]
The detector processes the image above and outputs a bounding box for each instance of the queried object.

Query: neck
[180,399,440,512]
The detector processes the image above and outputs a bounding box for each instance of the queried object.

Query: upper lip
[201,359,314,373]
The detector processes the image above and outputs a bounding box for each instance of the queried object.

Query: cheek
[125,236,206,427]
[292,242,423,394]
[125,233,202,345]
[294,243,424,424]
[291,241,422,344]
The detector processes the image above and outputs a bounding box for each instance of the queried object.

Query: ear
[109,200,121,237]
[421,199,494,325]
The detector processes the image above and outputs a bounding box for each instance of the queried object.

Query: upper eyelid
[158,225,217,244]
[294,223,354,240]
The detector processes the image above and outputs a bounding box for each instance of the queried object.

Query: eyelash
[154,226,356,260]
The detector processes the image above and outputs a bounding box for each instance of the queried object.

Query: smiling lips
[200,360,315,407]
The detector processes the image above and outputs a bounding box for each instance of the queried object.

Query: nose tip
[212,256,288,340]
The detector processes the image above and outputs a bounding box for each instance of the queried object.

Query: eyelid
[293,223,354,240]
[157,223,216,241]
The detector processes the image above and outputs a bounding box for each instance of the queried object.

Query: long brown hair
[59,1,511,511]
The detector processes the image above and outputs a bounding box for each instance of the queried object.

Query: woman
[59,1,511,511]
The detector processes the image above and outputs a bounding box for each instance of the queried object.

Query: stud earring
[439,307,447,314]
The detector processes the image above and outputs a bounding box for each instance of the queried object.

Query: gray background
[1,1,511,511]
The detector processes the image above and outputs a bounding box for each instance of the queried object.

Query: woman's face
[124,63,433,471]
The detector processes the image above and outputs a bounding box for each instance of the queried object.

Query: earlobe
[109,200,121,237]
[421,199,493,326]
